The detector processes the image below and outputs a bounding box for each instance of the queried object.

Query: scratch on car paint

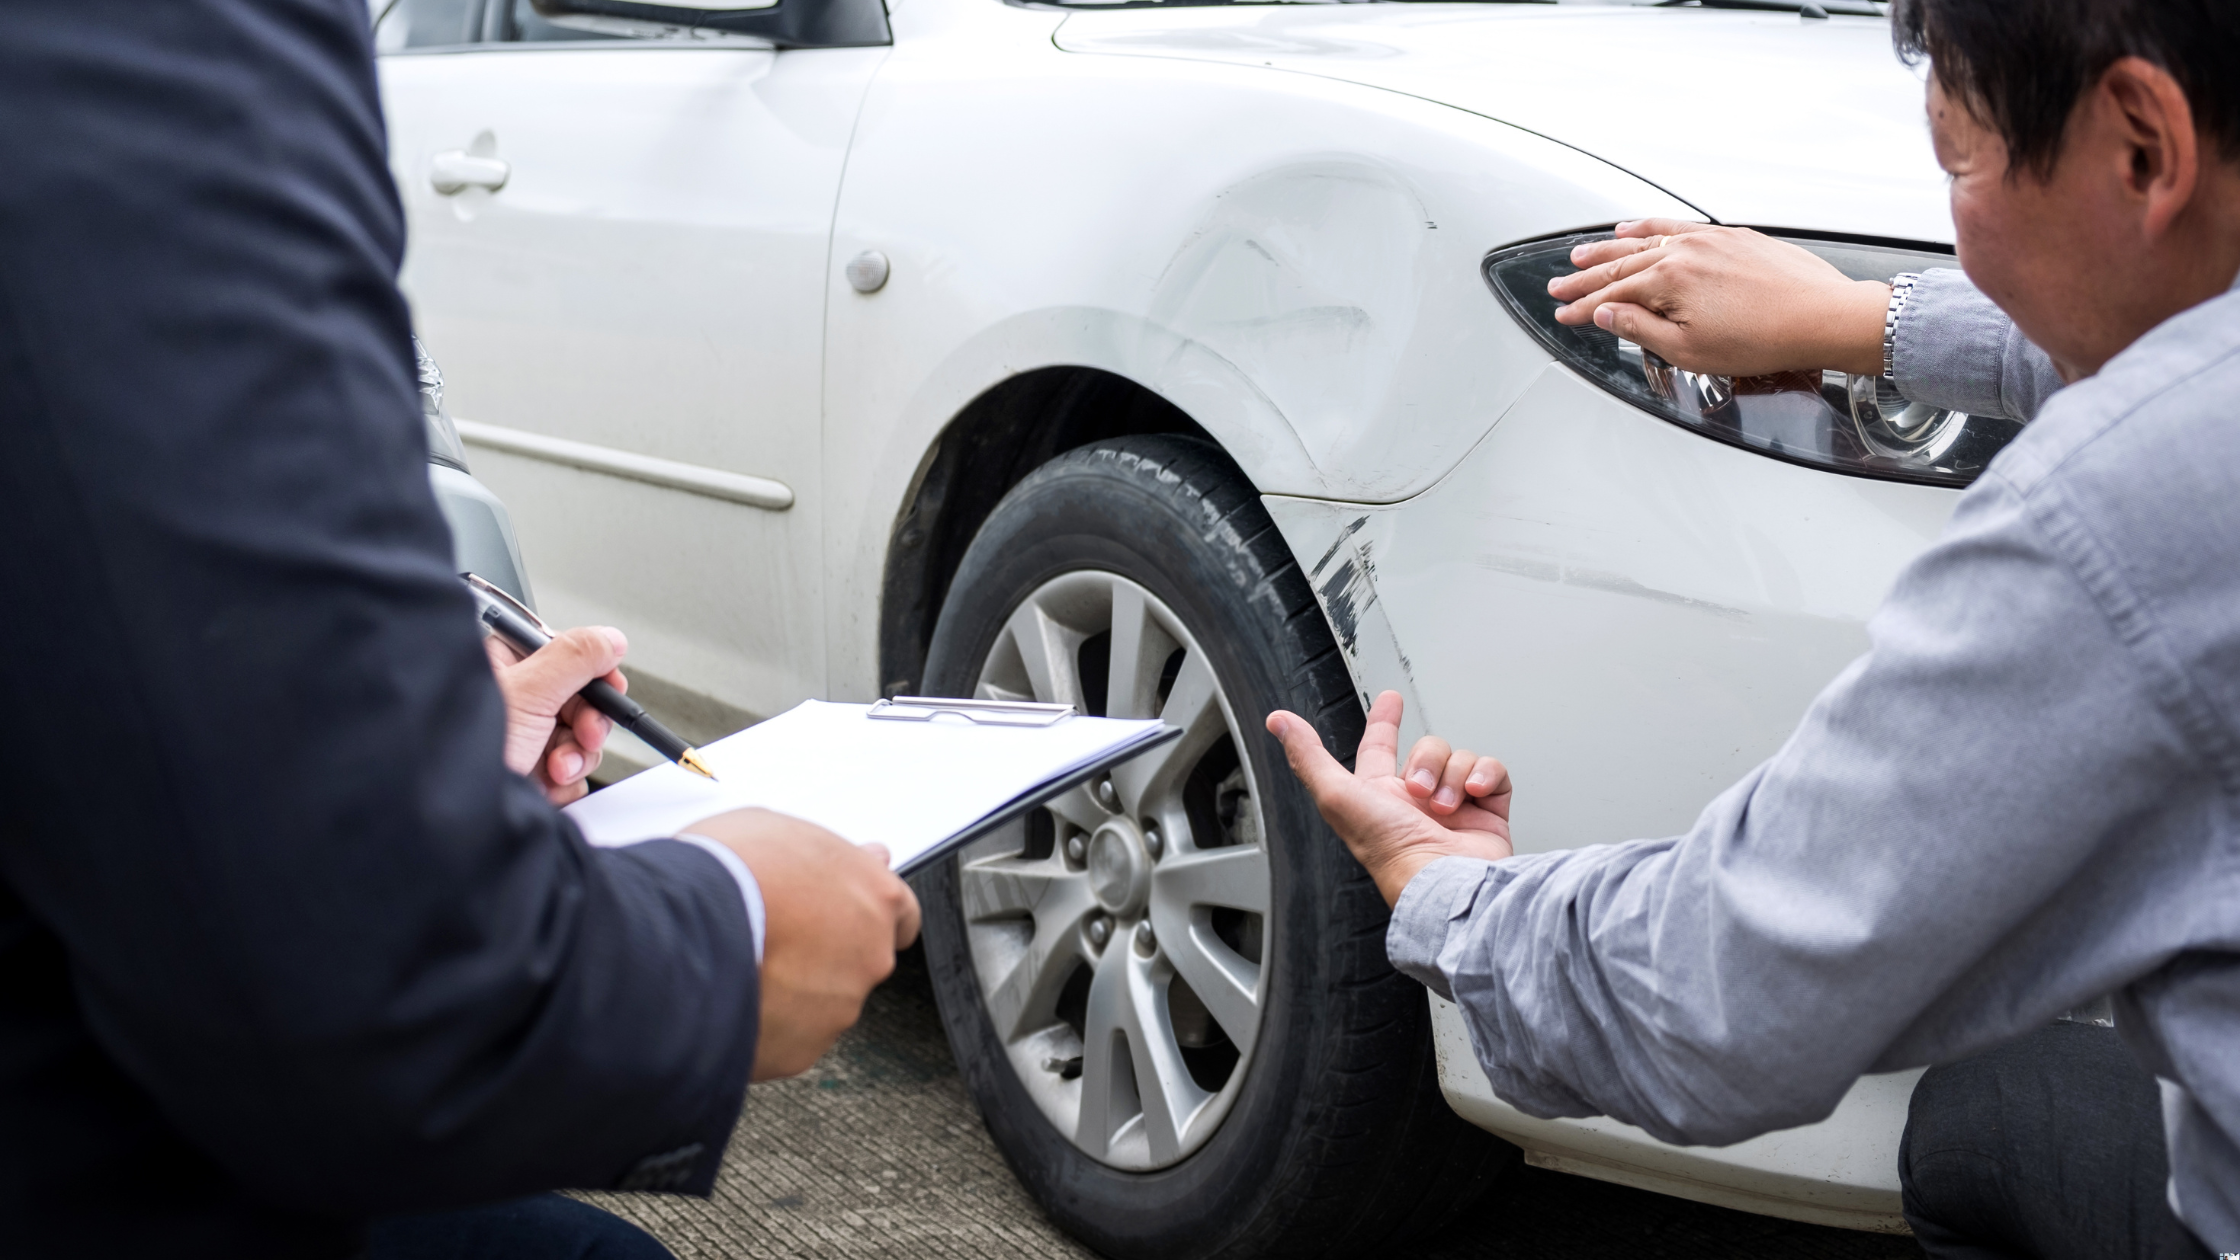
[1310,515,1372,580]
[1316,559,1377,656]
[1474,554,1750,621]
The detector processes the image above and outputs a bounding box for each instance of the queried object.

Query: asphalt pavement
[580,949,1927,1260]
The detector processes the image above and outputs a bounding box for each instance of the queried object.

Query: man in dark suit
[0,1,918,1255]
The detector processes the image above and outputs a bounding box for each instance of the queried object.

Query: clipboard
[892,722,1181,875]
[563,698,1184,876]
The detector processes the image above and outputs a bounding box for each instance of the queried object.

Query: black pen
[462,573,717,781]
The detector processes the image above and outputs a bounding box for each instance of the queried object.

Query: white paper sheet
[563,700,1169,871]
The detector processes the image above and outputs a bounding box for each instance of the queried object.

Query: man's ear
[2096,56,2200,239]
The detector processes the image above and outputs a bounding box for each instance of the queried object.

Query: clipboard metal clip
[868,696,1076,727]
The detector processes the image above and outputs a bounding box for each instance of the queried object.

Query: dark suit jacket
[0,2,760,1254]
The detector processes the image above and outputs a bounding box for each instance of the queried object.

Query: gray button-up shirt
[1390,268,2240,1247]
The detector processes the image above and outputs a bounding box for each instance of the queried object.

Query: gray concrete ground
[581,948,1927,1260]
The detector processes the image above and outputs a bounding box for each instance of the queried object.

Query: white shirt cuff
[672,833,767,965]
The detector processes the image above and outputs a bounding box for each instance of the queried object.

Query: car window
[372,0,623,49]
[372,0,481,49]
[497,0,624,42]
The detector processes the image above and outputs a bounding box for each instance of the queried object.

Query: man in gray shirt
[1266,1,2240,1255]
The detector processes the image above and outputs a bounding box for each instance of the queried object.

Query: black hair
[1890,0,2240,178]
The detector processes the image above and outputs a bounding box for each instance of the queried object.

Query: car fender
[823,10,1695,694]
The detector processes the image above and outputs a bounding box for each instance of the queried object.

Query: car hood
[1055,5,1951,246]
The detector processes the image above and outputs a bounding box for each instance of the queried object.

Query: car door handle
[430,150,510,195]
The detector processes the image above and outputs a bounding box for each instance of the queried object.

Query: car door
[377,0,886,722]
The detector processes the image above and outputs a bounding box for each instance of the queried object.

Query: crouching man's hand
[682,808,922,1080]
[1547,219,1891,378]
[1265,692,1512,907]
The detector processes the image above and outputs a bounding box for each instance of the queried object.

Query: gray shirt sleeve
[1892,268,2065,421]
[1386,464,2196,1148]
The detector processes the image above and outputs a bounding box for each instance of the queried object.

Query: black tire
[917,435,1516,1260]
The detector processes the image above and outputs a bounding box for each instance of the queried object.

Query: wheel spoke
[1166,924,1262,1060]
[1112,650,1226,816]
[1153,843,1270,915]
[1150,847,1268,1057]
[963,858,1096,1042]
[1074,950,1135,1157]
[1077,946,1205,1164]
[1004,598,1084,708]
[1042,785,1108,836]
[1103,581,1172,721]
[959,853,1080,922]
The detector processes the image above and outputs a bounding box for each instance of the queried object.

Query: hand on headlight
[1266,692,1512,908]
[1547,219,1891,378]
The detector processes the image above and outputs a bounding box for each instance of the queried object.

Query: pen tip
[679,749,718,781]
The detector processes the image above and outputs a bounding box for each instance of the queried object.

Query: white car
[376,0,1983,1249]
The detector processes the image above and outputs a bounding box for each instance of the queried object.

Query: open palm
[1266,692,1513,907]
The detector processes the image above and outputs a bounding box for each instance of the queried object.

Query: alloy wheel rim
[956,570,1271,1170]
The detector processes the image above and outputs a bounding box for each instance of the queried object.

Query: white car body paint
[1054,5,1950,245]
[382,0,1957,1231]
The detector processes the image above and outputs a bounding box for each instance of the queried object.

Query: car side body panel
[387,43,886,722]
[823,0,1697,698]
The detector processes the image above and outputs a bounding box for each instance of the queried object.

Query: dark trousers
[367,1195,674,1260]
[1900,1022,2210,1260]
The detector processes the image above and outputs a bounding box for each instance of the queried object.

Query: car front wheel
[918,435,1513,1260]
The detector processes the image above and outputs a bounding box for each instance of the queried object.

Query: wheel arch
[877,365,1242,700]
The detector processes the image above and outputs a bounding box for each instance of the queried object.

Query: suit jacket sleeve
[0,0,757,1214]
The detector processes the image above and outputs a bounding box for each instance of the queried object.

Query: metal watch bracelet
[1883,271,1922,380]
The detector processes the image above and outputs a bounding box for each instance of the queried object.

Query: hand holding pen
[466,574,716,801]
[483,617,631,804]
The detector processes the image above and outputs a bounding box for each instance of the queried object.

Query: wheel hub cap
[1086,819,1150,918]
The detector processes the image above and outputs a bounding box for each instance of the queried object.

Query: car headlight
[1483,232,2024,488]
[413,336,470,473]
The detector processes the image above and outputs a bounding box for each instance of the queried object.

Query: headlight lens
[413,336,470,473]
[1483,232,2024,487]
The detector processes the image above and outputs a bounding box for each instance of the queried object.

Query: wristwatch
[1883,272,1922,379]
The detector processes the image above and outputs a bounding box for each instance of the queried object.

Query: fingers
[1266,709,1359,800]
[1402,735,1452,801]
[543,730,600,790]
[1591,301,1692,363]
[847,842,921,949]
[483,635,525,672]
[696,809,916,1080]
[505,626,630,720]
[559,693,612,759]
[1403,741,1506,815]
[1355,691,1405,779]
[893,880,922,949]
[1549,242,1666,304]
[1464,754,1510,801]
[1615,217,1714,240]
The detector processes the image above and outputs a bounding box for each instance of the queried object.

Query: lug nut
[1065,833,1087,865]
[1134,921,1157,956]
[1087,916,1111,949]
[1095,777,1119,811]
[1143,824,1163,860]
